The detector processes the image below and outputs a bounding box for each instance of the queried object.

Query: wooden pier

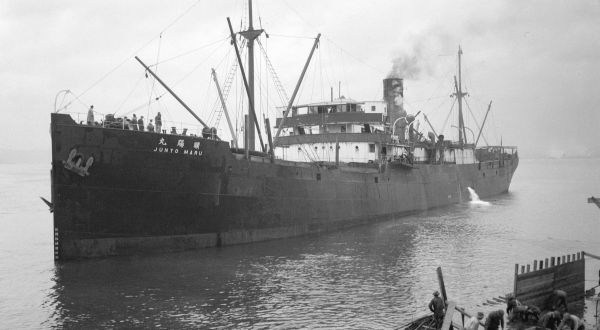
[514,252,586,313]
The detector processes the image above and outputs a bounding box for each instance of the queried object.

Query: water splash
[468,187,490,206]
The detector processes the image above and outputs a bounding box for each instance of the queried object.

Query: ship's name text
[153,137,202,156]
[153,147,203,156]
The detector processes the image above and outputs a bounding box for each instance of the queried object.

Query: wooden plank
[516,265,557,279]
[442,301,457,330]
[513,264,518,296]
[516,273,554,291]
[438,267,448,302]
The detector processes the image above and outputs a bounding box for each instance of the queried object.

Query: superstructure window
[371,105,376,112]
[369,144,375,153]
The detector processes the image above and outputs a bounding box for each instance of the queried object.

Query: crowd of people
[85,105,218,139]
[426,289,584,330]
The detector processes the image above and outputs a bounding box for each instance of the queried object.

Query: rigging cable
[147,33,163,121]
[115,74,146,115]
[153,36,230,66]
[73,0,205,104]
[440,98,457,136]
[463,98,489,146]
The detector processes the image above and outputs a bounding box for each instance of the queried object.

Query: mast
[274,33,321,141]
[453,46,468,145]
[475,101,492,147]
[211,68,238,148]
[135,56,209,130]
[227,17,267,153]
[239,0,264,151]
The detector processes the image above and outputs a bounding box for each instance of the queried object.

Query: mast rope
[440,98,457,136]
[72,0,204,104]
[463,98,489,146]
[146,33,163,120]
[152,36,229,66]
[257,39,289,106]
[267,33,315,40]
[208,51,237,129]
[115,74,146,115]
[55,91,90,113]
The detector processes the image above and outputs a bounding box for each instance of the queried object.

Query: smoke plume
[387,38,428,79]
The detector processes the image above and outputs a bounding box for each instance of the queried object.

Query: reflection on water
[2,159,600,329]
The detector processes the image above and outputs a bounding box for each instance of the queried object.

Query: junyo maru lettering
[152,136,203,156]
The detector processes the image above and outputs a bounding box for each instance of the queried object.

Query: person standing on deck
[147,119,154,132]
[429,291,446,329]
[87,105,94,125]
[131,114,138,130]
[465,312,484,330]
[138,116,144,131]
[155,112,162,133]
[484,309,504,330]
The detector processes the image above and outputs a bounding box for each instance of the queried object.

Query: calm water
[1,159,600,329]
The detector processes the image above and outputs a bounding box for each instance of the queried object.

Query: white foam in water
[467,187,490,206]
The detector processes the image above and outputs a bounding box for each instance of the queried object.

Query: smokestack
[383,78,407,139]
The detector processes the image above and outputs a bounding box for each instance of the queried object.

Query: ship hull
[51,114,518,260]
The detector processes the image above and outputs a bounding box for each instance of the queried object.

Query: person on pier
[466,312,484,330]
[428,291,445,329]
[547,290,568,313]
[484,309,504,330]
[539,311,562,330]
[558,313,584,330]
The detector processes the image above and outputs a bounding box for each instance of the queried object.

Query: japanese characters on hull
[153,136,203,156]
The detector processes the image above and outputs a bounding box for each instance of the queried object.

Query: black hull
[50,113,518,260]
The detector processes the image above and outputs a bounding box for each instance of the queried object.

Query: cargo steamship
[49,1,518,260]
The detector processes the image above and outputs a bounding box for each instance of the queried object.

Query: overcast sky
[2,0,600,158]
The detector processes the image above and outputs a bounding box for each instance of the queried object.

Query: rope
[75,0,204,102]
[146,33,163,120]
[463,98,489,146]
[268,33,316,40]
[115,74,146,114]
[440,98,457,136]
[152,36,229,66]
